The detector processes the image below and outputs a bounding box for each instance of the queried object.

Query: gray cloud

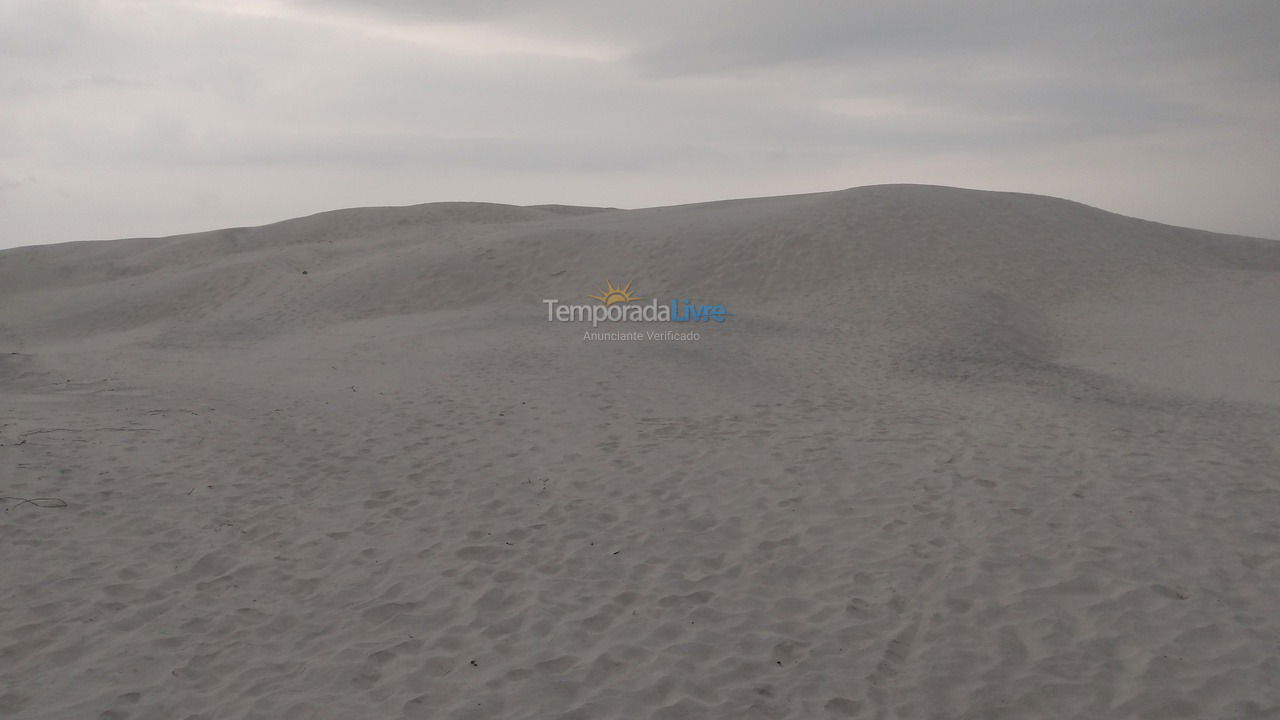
[624,3,1280,74]
[1,0,1279,248]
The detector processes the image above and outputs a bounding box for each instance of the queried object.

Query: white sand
[2,184,1278,719]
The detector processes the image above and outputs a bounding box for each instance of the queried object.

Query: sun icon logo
[589,280,643,305]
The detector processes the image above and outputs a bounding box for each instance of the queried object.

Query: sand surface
[2,185,1279,719]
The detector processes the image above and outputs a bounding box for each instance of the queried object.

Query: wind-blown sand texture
[2,185,1279,719]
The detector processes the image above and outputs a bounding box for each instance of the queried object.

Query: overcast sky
[3,1,1279,249]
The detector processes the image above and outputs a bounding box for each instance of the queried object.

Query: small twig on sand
[20,427,158,437]
[1,496,68,510]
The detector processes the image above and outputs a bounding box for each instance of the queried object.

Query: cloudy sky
[3,1,1279,249]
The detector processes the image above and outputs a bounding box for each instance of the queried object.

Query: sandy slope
[1,185,1278,719]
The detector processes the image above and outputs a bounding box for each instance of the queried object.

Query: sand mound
[2,185,1278,719]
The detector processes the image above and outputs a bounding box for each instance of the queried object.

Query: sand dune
[2,184,1278,719]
